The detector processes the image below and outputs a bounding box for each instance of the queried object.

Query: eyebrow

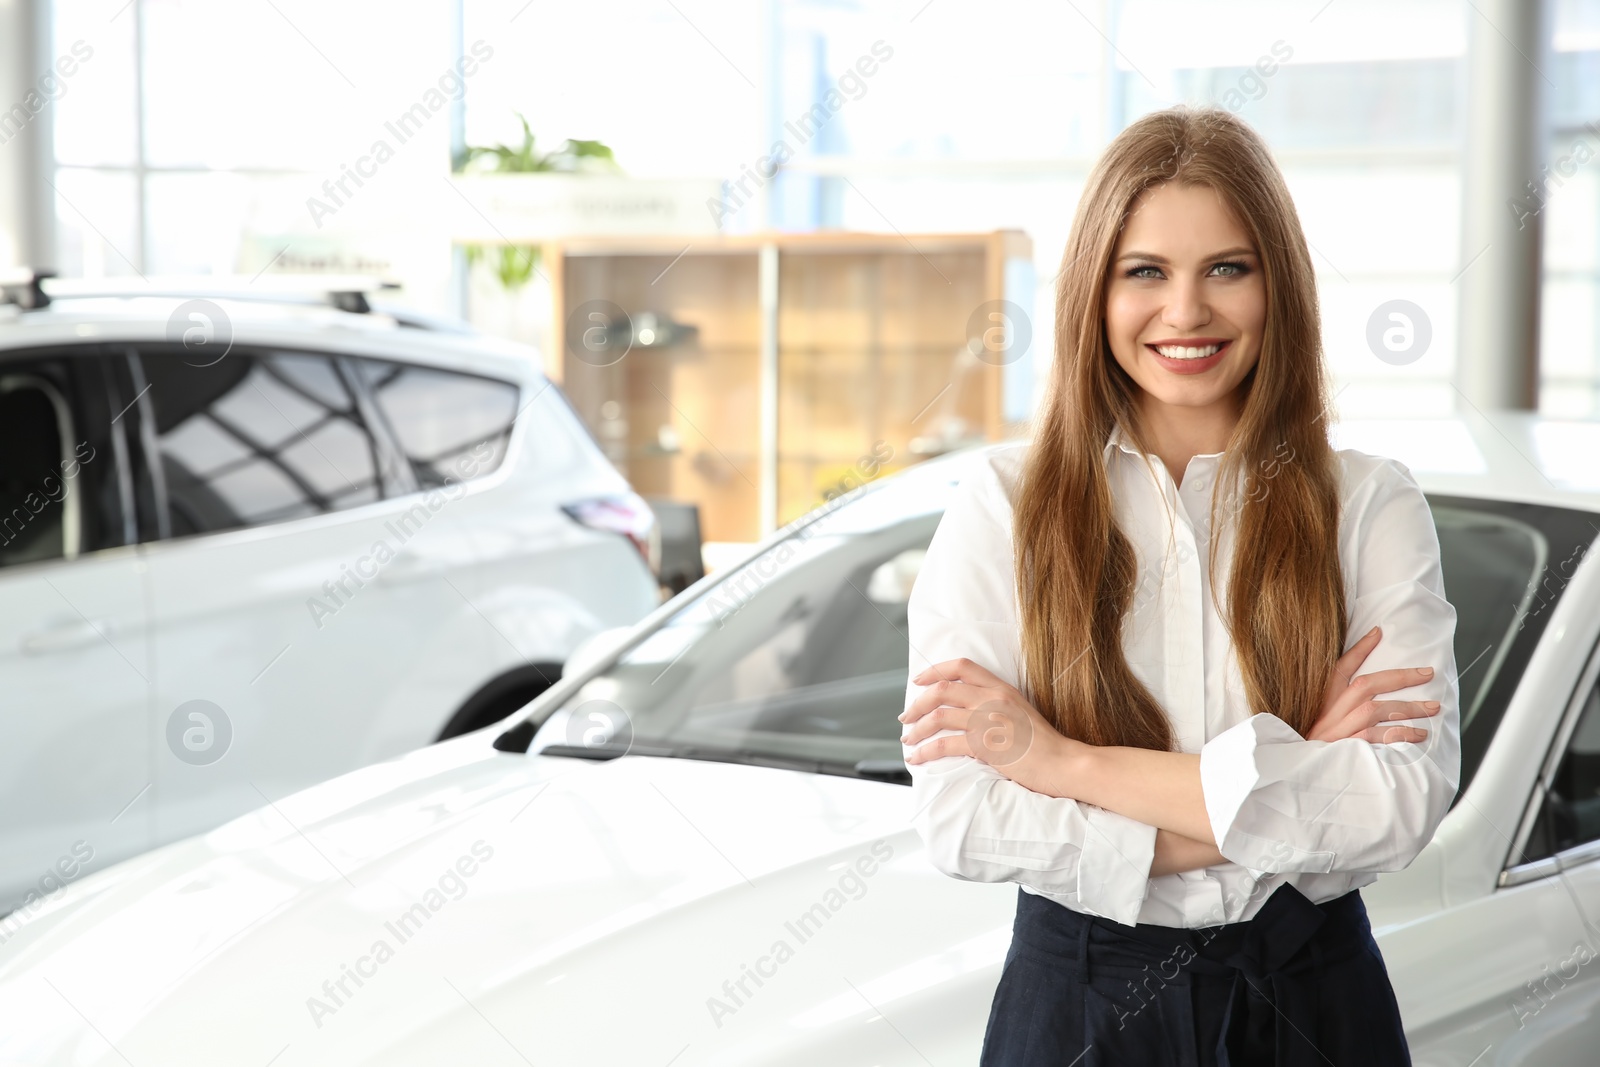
[1114,247,1258,264]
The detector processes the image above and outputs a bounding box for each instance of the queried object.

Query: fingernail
[1368,625,1379,637]
[1421,666,1434,676]
[1424,701,1440,710]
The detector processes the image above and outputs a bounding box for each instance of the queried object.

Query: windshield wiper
[531,742,909,785]
[852,759,911,785]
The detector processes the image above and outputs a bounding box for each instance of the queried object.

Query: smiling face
[1104,181,1266,431]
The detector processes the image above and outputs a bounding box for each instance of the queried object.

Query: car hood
[0,737,1016,1066]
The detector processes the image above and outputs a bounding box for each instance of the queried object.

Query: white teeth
[1154,343,1223,360]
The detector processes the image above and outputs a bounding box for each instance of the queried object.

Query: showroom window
[40,0,1600,416]
[353,358,518,488]
[136,347,389,537]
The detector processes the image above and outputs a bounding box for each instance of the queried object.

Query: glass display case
[550,231,1034,544]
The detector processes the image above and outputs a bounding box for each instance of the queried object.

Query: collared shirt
[901,426,1461,927]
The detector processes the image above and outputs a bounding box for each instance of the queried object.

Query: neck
[1132,395,1242,485]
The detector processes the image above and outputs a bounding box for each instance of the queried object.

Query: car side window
[353,358,518,488]
[0,351,126,569]
[1523,679,1600,864]
[137,346,389,537]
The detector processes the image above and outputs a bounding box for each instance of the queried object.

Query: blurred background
[5,4,1600,1051]
[2,0,1599,978]
[3,0,1596,547]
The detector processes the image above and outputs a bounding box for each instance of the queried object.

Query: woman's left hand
[900,657,1078,797]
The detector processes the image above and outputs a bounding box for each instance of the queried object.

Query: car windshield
[526,456,1590,796]
[526,461,960,778]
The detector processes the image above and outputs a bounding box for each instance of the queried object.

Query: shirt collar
[1104,422,1143,460]
[1103,422,1228,466]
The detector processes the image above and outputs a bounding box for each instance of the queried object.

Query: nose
[1162,275,1211,332]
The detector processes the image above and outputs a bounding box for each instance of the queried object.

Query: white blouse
[901,425,1462,928]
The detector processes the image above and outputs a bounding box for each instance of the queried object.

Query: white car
[0,274,661,916]
[1,413,1598,1065]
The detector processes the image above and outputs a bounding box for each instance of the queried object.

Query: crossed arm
[900,658,1220,871]
[900,642,1445,877]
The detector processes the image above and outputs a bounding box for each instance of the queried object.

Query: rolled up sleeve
[903,459,1159,926]
[1198,459,1462,875]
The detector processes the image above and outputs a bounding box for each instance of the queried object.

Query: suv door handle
[20,617,116,655]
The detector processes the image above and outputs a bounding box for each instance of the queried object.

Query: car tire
[437,663,562,741]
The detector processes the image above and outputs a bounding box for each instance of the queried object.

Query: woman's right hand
[1306,625,1442,744]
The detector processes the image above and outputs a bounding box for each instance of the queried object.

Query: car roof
[1326,411,1600,512]
[0,292,545,385]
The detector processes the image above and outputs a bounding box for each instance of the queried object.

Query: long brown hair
[1013,105,1345,750]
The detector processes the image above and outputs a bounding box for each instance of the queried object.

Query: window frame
[0,371,81,561]
[0,343,137,571]
[336,354,418,500]
[1501,637,1600,889]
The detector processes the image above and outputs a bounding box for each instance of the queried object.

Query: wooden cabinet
[549,230,1034,544]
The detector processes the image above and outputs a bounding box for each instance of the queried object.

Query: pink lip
[1146,339,1230,376]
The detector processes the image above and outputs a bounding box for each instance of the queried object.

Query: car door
[1484,652,1600,1063]
[124,342,489,848]
[0,346,150,916]
[341,354,541,735]
[1384,641,1600,1066]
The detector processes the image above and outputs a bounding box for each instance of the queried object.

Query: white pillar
[1456,0,1552,411]
[0,0,55,270]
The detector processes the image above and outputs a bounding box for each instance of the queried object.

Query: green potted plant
[454,112,620,290]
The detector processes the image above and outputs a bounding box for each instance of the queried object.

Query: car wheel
[436,663,562,741]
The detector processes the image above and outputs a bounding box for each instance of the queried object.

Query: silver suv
[0,272,662,912]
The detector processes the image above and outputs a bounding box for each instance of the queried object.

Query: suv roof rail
[0,267,56,310]
[2,271,402,313]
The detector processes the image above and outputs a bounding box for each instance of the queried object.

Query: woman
[898,105,1460,1065]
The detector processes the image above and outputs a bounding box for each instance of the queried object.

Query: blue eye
[1122,261,1252,280]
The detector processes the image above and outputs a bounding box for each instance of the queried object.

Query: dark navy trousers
[978,883,1411,1066]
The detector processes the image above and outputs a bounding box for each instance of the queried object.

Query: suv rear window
[353,359,518,488]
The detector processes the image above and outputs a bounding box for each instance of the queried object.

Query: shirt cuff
[1076,804,1157,926]
[1198,712,1302,858]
